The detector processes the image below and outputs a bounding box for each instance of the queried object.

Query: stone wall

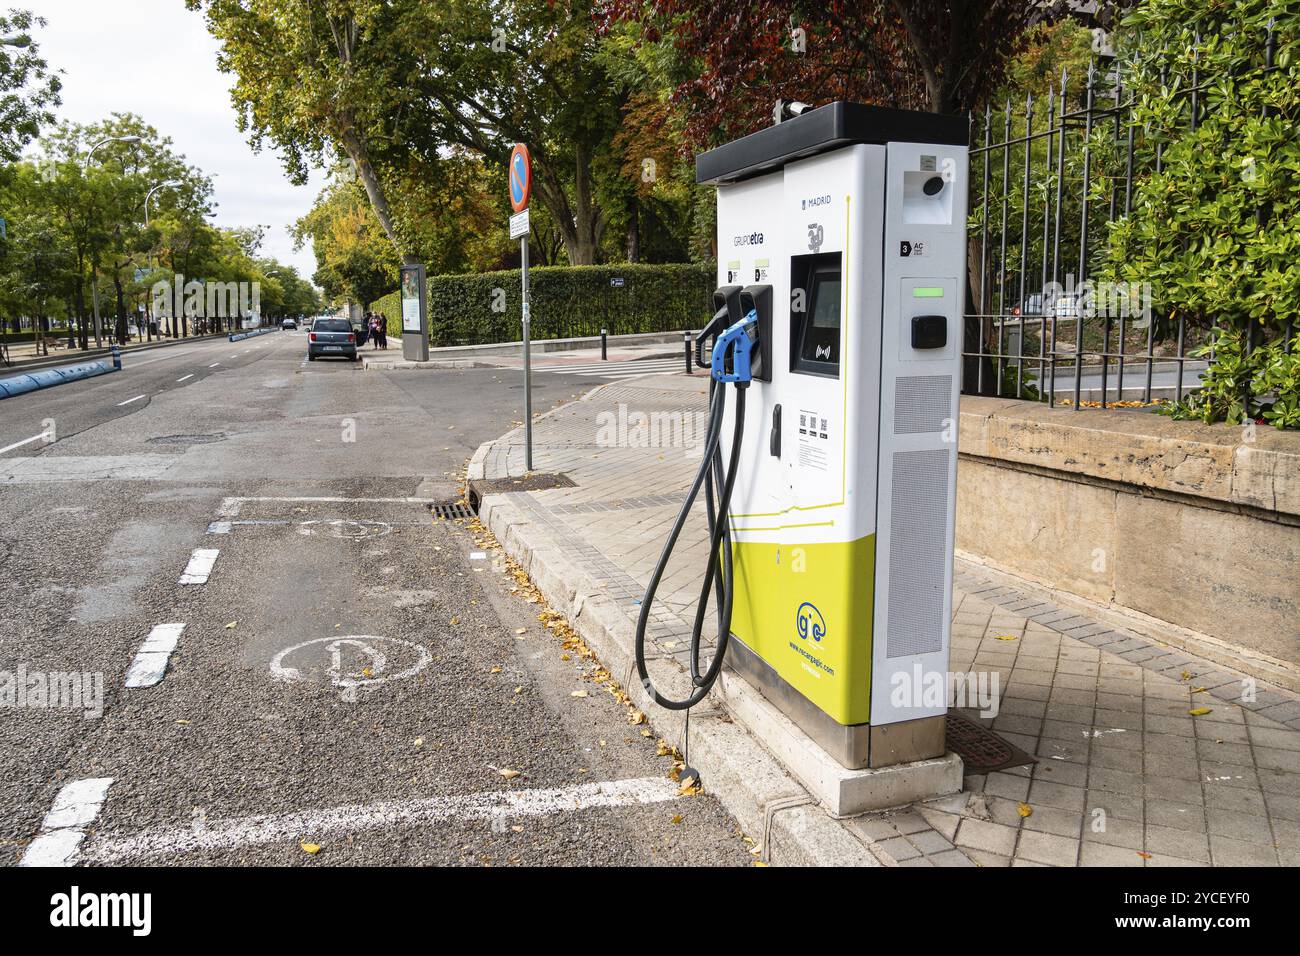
[956,398,1299,687]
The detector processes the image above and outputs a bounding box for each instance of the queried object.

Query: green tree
[187,0,418,263]
[292,171,398,308]
[1104,0,1299,428]
[0,8,61,163]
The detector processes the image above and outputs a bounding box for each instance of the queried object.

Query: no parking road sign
[508,143,532,212]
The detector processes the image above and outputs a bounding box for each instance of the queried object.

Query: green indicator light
[913,287,944,298]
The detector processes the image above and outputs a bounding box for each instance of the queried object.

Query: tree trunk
[113,274,128,344]
[531,145,607,266]
[627,200,641,263]
[339,125,417,266]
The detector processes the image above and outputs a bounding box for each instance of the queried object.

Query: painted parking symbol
[296,519,394,539]
[269,636,431,702]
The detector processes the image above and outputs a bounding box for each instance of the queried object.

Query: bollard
[600,328,608,361]
[684,331,694,374]
[111,345,122,370]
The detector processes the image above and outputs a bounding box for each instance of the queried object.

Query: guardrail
[229,326,282,343]
[0,357,117,399]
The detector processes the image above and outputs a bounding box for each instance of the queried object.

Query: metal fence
[963,20,1288,411]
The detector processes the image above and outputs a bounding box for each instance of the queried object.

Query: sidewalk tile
[954,818,1018,856]
[1145,824,1210,862]
[1016,830,1079,866]
[1209,835,1279,866]
[1080,842,1146,866]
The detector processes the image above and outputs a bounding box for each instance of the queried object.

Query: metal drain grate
[945,712,1037,774]
[429,501,475,521]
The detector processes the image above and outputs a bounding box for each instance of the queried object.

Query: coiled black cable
[633,376,748,710]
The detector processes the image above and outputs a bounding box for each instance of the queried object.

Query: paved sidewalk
[470,370,1300,867]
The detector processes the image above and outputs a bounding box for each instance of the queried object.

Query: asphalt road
[0,331,749,867]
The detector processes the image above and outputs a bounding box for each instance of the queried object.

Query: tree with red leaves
[600,1,1100,147]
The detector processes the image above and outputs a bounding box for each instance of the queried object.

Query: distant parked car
[307,318,357,361]
[281,318,297,330]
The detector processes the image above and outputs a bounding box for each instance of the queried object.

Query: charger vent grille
[893,375,954,435]
[886,448,951,659]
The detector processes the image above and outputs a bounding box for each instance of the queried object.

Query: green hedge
[370,263,715,347]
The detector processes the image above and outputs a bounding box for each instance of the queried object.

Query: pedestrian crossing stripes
[532,358,694,380]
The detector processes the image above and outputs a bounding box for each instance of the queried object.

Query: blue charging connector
[711,310,758,384]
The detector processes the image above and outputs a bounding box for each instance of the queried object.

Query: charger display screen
[795,268,841,373]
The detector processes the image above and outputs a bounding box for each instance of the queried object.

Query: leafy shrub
[370,263,715,347]
[1106,0,1298,428]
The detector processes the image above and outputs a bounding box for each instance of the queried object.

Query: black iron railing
[963,21,1290,411]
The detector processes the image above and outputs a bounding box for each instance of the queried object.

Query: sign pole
[508,143,535,472]
[521,234,533,472]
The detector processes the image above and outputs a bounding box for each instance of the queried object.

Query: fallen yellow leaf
[300,842,322,855]
[1189,707,1213,716]
[752,860,768,867]
[994,634,1018,641]
[671,814,683,825]
[225,621,238,630]
[499,769,521,780]
[571,690,589,699]
[1018,802,1033,818]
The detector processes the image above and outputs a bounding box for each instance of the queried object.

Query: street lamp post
[144,180,180,341]
[83,135,141,349]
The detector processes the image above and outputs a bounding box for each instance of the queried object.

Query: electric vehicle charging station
[636,102,969,774]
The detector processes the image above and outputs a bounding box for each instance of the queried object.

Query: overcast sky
[25,0,325,281]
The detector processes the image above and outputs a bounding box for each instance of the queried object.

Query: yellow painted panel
[729,535,875,724]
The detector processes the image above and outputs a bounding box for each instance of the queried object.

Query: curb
[0,359,117,400]
[474,476,893,867]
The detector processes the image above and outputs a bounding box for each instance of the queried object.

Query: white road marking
[206,519,290,535]
[208,363,220,368]
[297,519,393,539]
[0,433,48,456]
[270,635,431,702]
[20,777,114,867]
[217,495,443,519]
[124,623,187,688]
[176,374,194,383]
[178,548,219,585]
[82,777,679,863]
[534,358,692,380]
[116,394,147,406]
